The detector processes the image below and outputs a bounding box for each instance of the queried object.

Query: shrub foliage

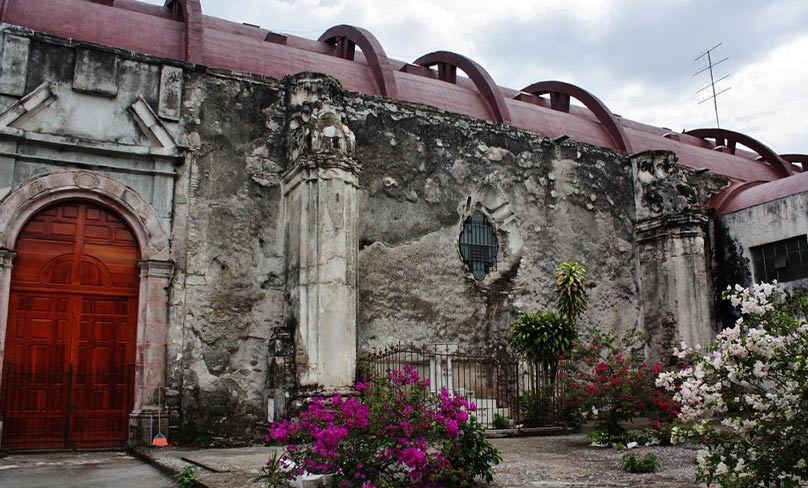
[267,366,501,487]
[658,282,808,487]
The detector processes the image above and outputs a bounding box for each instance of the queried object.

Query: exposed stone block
[158,65,183,121]
[0,34,30,97]
[72,47,119,97]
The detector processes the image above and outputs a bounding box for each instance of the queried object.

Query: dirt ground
[489,433,705,487]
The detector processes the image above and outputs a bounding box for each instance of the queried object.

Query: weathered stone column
[129,259,173,444]
[282,73,359,393]
[632,151,722,363]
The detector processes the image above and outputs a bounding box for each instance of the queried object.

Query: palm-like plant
[554,262,588,326]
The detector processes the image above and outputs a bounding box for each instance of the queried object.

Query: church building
[0,0,805,448]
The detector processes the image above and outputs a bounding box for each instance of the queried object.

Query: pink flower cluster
[266,366,481,487]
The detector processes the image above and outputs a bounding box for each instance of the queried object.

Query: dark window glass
[750,235,808,283]
[458,211,499,280]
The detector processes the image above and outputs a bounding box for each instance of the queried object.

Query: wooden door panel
[3,201,139,449]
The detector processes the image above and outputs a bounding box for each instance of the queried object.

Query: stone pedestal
[282,73,359,392]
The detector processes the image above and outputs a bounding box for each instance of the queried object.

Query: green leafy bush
[492,412,510,430]
[509,311,576,368]
[519,390,554,428]
[622,453,659,473]
[658,282,808,487]
[440,415,503,487]
[175,466,196,488]
[587,428,629,447]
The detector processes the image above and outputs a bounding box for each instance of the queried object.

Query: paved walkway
[0,450,174,488]
[133,433,706,487]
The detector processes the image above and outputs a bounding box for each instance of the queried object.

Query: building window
[750,235,808,283]
[458,210,498,280]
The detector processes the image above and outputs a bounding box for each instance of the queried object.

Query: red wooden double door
[2,202,140,449]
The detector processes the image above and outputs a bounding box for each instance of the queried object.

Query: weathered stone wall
[341,95,641,352]
[168,71,288,442]
[168,74,647,440]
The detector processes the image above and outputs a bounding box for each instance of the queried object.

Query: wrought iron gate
[1,363,134,450]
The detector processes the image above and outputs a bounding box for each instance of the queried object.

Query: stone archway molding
[0,170,172,446]
[0,170,169,261]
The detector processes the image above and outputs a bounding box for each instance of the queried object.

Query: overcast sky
[145,0,807,154]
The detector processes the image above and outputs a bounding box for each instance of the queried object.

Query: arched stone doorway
[0,171,172,448]
[3,201,139,449]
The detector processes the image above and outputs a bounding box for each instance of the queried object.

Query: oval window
[458,210,499,280]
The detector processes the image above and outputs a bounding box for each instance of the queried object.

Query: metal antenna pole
[707,51,720,128]
[694,43,731,129]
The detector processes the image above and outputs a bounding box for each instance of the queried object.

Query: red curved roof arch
[412,51,511,125]
[781,154,808,173]
[165,0,204,64]
[518,80,632,153]
[684,128,794,178]
[318,24,399,98]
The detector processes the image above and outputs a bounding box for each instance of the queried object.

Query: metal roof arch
[781,154,808,173]
[412,50,511,124]
[684,128,794,178]
[165,0,204,64]
[318,24,399,98]
[518,80,632,153]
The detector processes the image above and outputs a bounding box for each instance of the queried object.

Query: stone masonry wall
[341,95,640,353]
[168,73,645,441]
[168,72,289,443]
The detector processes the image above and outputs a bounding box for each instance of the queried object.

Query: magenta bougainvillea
[266,366,500,487]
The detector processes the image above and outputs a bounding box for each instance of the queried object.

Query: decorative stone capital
[138,259,174,279]
[285,72,359,173]
[635,213,710,243]
[0,248,16,269]
[631,150,726,223]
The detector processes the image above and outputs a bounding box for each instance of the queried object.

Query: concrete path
[133,434,706,488]
[0,450,175,488]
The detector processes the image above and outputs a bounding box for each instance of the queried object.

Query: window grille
[458,210,498,280]
[750,235,808,283]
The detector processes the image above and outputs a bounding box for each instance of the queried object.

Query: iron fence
[0,362,135,450]
[358,343,568,429]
